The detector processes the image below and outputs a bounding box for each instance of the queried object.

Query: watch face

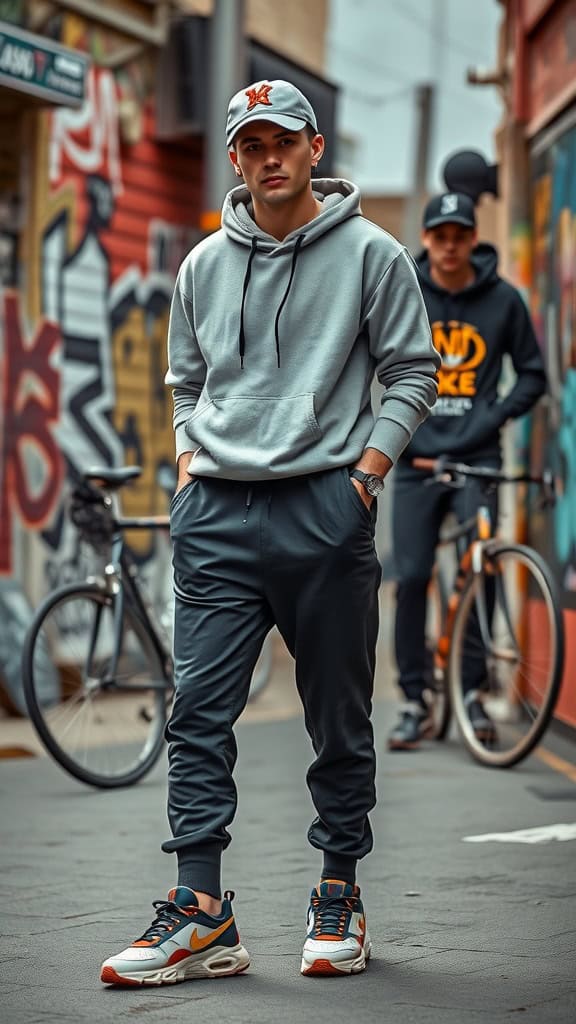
[365,474,384,496]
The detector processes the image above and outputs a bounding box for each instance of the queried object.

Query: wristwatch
[350,469,385,497]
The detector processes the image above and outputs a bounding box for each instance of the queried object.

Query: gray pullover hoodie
[166,178,439,480]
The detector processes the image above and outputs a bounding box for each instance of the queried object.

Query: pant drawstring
[242,487,253,524]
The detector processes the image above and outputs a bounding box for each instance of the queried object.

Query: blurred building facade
[357,0,576,730]
[492,0,576,728]
[0,0,334,708]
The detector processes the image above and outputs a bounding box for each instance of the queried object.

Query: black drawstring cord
[242,487,254,524]
[239,238,259,368]
[274,234,305,368]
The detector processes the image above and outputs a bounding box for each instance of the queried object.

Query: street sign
[0,21,89,107]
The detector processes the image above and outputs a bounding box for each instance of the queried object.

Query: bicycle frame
[435,542,474,674]
[433,503,498,675]
[87,520,172,694]
[73,467,274,713]
[415,456,554,676]
[408,457,563,766]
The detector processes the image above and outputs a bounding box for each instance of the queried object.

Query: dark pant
[162,467,382,896]
[392,463,499,703]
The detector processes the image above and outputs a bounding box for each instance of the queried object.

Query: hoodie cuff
[175,424,195,461]
[366,418,412,464]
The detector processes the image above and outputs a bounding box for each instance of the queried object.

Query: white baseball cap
[226,79,318,148]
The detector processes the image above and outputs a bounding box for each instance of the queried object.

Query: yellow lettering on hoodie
[432,321,487,399]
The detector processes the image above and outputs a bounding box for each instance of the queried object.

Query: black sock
[320,856,357,887]
[176,844,222,901]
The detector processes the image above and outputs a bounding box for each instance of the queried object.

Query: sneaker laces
[136,899,198,942]
[311,895,356,937]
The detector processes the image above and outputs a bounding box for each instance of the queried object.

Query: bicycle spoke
[23,586,169,788]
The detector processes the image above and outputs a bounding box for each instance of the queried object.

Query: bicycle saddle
[83,466,142,489]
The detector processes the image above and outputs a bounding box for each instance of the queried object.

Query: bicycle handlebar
[412,457,556,505]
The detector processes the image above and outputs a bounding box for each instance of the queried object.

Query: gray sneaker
[464,690,497,745]
[387,701,433,751]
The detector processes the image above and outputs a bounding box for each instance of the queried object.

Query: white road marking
[463,823,576,844]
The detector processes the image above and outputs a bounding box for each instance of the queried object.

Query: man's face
[422,223,477,276]
[229,121,324,207]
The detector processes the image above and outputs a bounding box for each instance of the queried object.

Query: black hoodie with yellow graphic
[399,242,547,466]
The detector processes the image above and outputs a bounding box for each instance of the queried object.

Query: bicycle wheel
[448,543,564,767]
[426,568,451,740]
[22,582,169,788]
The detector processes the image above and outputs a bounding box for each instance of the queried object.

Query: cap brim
[424,215,476,229]
[227,113,308,147]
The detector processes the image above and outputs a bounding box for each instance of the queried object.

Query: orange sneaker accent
[101,965,140,986]
[189,917,233,952]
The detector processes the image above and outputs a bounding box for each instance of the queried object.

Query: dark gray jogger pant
[162,467,382,896]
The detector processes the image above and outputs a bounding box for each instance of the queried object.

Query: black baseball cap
[422,192,477,230]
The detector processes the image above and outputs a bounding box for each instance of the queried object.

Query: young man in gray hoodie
[101,79,439,987]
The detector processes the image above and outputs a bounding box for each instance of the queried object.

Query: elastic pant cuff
[176,844,223,900]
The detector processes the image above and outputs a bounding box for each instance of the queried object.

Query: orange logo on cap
[245,83,273,110]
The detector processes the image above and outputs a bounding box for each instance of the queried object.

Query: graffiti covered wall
[0,66,202,594]
[531,122,576,600]
[530,119,576,726]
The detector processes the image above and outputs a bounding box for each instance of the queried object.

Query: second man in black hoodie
[388,192,547,751]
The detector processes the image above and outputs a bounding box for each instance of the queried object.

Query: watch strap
[350,469,385,493]
[350,468,381,485]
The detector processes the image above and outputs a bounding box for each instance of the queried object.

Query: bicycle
[414,457,565,768]
[22,466,274,789]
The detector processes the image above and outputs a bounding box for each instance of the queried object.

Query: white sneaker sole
[101,943,250,986]
[301,939,371,976]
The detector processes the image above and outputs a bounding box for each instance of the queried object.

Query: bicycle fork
[83,536,125,691]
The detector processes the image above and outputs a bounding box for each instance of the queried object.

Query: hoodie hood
[415,242,499,296]
[222,177,362,252]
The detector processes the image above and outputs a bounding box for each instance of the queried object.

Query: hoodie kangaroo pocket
[184,393,322,472]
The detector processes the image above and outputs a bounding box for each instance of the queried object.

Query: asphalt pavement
[1,603,576,1024]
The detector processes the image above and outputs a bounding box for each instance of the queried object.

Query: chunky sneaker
[388,700,433,751]
[301,880,371,976]
[465,691,497,745]
[100,886,249,986]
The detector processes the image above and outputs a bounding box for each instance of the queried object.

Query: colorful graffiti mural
[531,122,576,605]
[0,292,63,574]
[0,65,201,587]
